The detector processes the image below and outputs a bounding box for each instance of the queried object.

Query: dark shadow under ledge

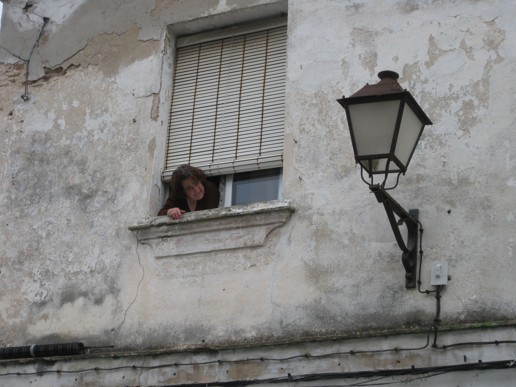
[128,200,294,258]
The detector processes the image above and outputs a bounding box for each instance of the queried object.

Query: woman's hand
[167,207,186,220]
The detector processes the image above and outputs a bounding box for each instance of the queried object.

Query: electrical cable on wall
[415,221,438,294]
[0,358,515,386]
[0,343,85,359]
[0,3,49,101]
[1,334,515,376]
[21,16,49,101]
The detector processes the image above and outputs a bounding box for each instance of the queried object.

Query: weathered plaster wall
[282,0,516,335]
[0,0,515,356]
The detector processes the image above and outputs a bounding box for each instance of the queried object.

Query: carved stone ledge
[129,200,294,258]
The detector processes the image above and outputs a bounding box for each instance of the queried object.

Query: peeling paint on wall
[0,0,515,364]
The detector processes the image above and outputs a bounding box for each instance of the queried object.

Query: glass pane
[232,168,280,205]
[359,158,401,174]
[395,103,425,168]
[348,100,400,157]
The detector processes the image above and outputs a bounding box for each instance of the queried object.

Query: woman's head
[171,164,207,201]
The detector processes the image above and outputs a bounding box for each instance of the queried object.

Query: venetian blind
[162,22,287,180]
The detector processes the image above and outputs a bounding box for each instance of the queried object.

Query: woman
[158,165,220,219]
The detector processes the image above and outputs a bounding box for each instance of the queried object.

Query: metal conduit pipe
[0,343,85,360]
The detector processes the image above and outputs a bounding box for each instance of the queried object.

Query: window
[224,168,282,206]
[163,17,287,204]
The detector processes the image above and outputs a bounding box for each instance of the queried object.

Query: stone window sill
[128,200,294,258]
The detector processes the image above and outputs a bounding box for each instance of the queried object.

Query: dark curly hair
[170,164,207,198]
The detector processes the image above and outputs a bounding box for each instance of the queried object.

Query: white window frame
[223,168,283,207]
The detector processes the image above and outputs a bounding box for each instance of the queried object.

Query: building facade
[0,0,515,385]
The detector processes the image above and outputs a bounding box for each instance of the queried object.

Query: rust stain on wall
[425,34,452,69]
[151,93,160,121]
[350,27,379,75]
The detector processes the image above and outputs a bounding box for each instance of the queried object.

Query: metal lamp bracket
[370,185,419,288]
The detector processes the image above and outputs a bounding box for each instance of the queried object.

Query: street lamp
[337,71,432,288]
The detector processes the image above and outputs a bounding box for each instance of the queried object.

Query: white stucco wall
[283,0,516,333]
[0,1,515,384]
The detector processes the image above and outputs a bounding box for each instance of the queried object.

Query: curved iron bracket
[370,185,419,288]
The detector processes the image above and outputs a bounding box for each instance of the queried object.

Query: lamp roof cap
[350,70,404,98]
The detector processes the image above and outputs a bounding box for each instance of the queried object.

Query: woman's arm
[158,192,185,219]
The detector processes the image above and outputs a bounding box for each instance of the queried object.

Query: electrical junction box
[430,261,448,286]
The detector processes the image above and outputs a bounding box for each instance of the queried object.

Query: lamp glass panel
[394,103,425,168]
[348,100,401,157]
[359,158,402,174]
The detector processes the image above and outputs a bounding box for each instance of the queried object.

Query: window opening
[163,17,287,181]
[224,168,282,206]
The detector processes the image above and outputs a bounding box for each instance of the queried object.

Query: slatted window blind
[162,22,287,181]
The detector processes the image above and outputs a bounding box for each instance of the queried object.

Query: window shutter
[163,24,287,180]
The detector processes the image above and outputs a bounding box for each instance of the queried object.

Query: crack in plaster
[114,240,145,345]
[0,11,49,99]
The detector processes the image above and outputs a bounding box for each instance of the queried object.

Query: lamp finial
[378,70,399,80]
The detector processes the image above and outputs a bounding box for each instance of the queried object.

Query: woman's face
[182,177,205,202]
